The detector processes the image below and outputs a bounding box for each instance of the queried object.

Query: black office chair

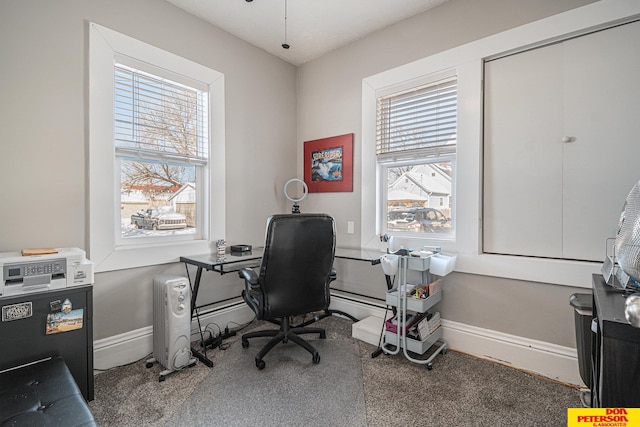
[239,213,336,370]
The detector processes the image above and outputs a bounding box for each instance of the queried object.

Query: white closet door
[483,44,564,257]
[562,20,640,261]
[484,20,640,261]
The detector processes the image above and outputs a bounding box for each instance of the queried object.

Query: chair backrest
[257,213,336,319]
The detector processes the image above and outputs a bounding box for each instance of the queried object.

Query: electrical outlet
[347,221,355,234]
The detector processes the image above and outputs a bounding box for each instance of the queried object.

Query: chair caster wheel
[427,363,433,371]
[159,375,166,382]
[312,352,321,364]
[319,331,326,339]
[145,362,153,369]
[242,339,249,348]
[256,359,266,370]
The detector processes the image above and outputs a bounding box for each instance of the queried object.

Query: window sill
[93,239,212,273]
[378,236,598,288]
[455,252,600,288]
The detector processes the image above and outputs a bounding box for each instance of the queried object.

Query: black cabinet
[0,285,93,401]
[592,275,640,407]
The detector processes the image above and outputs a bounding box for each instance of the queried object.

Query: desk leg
[189,266,214,368]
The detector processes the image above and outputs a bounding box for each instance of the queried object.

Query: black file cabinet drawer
[592,275,640,407]
[0,285,93,401]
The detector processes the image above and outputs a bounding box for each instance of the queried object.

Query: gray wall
[0,0,596,347]
[0,0,296,340]
[297,0,596,348]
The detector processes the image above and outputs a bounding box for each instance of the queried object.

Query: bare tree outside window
[115,64,207,239]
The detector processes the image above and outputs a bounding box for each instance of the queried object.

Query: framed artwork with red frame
[303,133,353,193]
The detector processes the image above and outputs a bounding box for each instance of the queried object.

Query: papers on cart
[416,312,441,340]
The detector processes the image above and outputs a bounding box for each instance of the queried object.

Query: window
[115,61,207,243]
[376,76,457,239]
[361,2,638,285]
[89,23,225,272]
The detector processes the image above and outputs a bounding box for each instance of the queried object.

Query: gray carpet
[89,316,582,426]
[360,344,579,426]
[88,353,211,425]
[165,333,366,427]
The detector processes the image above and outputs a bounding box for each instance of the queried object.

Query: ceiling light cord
[245,0,289,49]
[282,0,290,49]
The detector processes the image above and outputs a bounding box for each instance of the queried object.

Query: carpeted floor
[89,315,582,426]
[165,335,366,426]
[88,353,211,426]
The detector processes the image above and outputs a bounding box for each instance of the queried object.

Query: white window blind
[114,63,208,165]
[376,77,457,160]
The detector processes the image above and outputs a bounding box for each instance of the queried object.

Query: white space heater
[146,275,196,381]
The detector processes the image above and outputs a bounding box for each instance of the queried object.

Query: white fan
[615,180,640,327]
[615,180,640,283]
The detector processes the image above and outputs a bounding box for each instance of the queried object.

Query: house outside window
[376,76,457,239]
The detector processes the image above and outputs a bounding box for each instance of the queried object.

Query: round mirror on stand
[284,178,308,214]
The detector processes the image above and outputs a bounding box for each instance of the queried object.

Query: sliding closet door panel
[483,44,564,258]
[562,20,640,261]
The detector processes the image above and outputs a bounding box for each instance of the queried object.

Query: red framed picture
[304,133,353,193]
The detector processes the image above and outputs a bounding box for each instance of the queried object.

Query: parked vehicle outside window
[130,206,187,230]
[387,207,450,234]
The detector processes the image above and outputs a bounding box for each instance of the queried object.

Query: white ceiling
[165,0,450,66]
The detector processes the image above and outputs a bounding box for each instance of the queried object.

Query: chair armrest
[239,267,262,318]
[238,267,259,287]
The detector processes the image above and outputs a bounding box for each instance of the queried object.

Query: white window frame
[363,65,472,254]
[89,23,225,272]
[362,1,640,288]
[113,59,207,246]
[375,72,458,242]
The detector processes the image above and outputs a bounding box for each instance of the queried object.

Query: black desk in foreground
[0,285,94,401]
[180,247,382,366]
[592,274,640,407]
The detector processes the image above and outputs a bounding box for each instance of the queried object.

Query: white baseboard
[332,295,583,386]
[329,295,387,320]
[93,326,154,371]
[440,319,583,387]
[94,302,254,371]
[94,296,583,387]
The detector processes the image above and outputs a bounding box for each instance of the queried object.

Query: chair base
[293,308,359,328]
[242,316,326,370]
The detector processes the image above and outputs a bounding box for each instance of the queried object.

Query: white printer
[0,247,94,298]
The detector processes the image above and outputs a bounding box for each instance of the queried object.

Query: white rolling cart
[381,252,448,370]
